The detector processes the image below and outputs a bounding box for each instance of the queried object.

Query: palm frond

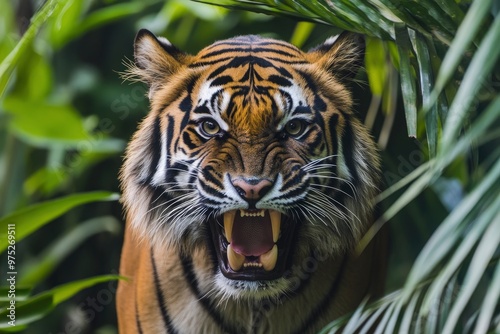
[193,0,500,332]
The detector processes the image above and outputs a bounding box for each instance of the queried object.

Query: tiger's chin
[208,209,299,295]
[213,272,294,301]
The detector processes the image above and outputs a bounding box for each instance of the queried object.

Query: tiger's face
[121,30,380,299]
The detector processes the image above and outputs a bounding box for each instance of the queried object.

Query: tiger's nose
[231,177,273,202]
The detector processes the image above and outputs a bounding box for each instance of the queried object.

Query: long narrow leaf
[441,12,500,151]
[409,29,437,157]
[421,194,500,315]
[428,0,494,108]
[0,192,119,252]
[404,157,500,300]
[19,216,121,286]
[395,25,417,137]
[473,260,500,333]
[441,213,500,334]
[0,0,68,97]
[0,275,121,329]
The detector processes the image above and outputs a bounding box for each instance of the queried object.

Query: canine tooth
[270,211,281,242]
[260,245,278,271]
[227,244,245,271]
[224,211,236,242]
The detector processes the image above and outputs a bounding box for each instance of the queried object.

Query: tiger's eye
[201,120,220,136]
[284,120,305,137]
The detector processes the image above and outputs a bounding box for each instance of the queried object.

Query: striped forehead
[189,36,312,130]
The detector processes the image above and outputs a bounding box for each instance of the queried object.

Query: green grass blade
[427,0,494,109]
[384,298,403,334]
[420,194,499,316]
[441,213,500,334]
[66,2,150,43]
[290,21,315,48]
[473,260,500,333]
[341,298,369,333]
[404,157,500,299]
[441,12,500,151]
[19,216,121,286]
[409,29,437,157]
[395,25,417,137]
[398,290,420,334]
[0,192,119,252]
[0,0,67,97]
[0,275,121,329]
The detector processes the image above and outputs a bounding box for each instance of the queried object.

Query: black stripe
[207,56,276,80]
[328,113,339,179]
[165,115,174,169]
[179,75,198,113]
[189,56,234,68]
[135,292,144,334]
[292,256,348,334]
[341,115,359,186]
[182,130,197,150]
[295,69,327,112]
[268,74,292,87]
[206,39,301,52]
[151,250,177,334]
[180,256,240,334]
[265,57,308,65]
[203,165,224,189]
[210,75,233,86]
[146,115,162,184]
[200,47,300,60]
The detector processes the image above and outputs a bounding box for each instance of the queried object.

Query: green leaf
[0,192,119,252]
[404,156,500,300]
[46,0,86,47]
[0,0,67,97]
[395,26,417,137]
[2,97,89,142]
[420,195,499,316]
[440,12,500,151]
[427,0,494,109]
[64,2,152,44]
[473,260,500,333]
[19,216,121,286]
[409,29,437,157]
[290,21,315,48]
[0,275,121,330]
[441,214,500,334]
[0,287,31,304]
[365,37,387,97]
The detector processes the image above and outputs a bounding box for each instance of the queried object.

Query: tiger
[116,29,387,334]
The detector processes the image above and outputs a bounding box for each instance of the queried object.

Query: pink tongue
[230,210,274,257]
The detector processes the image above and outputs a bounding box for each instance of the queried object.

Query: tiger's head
[121,30,380,300]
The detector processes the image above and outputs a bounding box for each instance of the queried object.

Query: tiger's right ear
[128,29,191,94]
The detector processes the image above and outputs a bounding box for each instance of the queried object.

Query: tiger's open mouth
[210,209,297,280]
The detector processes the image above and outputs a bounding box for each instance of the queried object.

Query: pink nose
[232,178,273,201]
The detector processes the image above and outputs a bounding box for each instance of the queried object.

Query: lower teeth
[226,244,278,272]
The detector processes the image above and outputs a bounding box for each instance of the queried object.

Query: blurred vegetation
[0,0,498,333]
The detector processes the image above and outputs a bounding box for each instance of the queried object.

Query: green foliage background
[0,0,498,333]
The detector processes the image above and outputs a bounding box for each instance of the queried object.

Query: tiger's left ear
[125,29,192,97]
[307,32,365,83]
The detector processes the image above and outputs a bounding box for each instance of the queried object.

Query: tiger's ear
[308,32,365,83]
[128,29,190,94]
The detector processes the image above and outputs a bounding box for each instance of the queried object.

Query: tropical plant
[1,0,498,332]
[195,0,500,333]
[0,0,312,332]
